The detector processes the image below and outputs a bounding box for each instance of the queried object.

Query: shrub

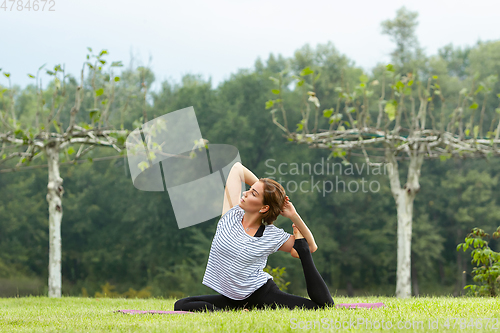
[457,227,500,297]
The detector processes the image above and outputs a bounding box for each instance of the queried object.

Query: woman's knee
[174,297,191,311]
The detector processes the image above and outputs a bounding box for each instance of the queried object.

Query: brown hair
[258,178,287,225]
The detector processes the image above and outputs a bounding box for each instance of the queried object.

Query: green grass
[1,296,499,332]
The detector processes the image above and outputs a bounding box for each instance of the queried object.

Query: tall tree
[381,6,424,74]
[0,48,134,297]
[267,40,500,297]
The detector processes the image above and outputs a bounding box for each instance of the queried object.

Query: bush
[263,265,291,291]
[457,227,500,297]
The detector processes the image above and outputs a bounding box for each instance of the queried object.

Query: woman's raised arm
[278,198,318,254]
[221,162,259,216]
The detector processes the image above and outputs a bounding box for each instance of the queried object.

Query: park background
[1,3,500,300]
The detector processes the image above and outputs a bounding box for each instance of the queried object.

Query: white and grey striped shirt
[202,204,291,300]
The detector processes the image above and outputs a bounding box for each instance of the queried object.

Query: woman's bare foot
[292,223,304,240]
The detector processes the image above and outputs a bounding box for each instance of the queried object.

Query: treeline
[1,38,500,299]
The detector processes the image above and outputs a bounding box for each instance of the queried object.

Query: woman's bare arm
[289,213,318,252]
[221,162,259,216]
[278,198,318,255]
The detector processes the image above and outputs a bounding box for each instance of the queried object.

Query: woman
[174,162,334,311]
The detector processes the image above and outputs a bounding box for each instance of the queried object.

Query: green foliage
[384,101,397,121]
[457,227,500,297]
[91,282,152,299]
[3,32,500,300]
[263,265,290,292]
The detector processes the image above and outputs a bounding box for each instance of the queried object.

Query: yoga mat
[115,303,386,314]
[335,302,386,309]
[115,310,194,315]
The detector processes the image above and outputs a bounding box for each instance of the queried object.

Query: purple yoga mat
[115,303,386,314]
[115,310,194,314]
[335,302,386,309]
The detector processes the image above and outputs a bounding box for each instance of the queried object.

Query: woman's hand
[279,196,297,219]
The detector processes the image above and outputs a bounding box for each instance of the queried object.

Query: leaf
[329,113,342,124]
[323,108,333,118]
[395,81,404,91]
[408,80,414,86]
[67,147,75,155]
[2,154,6,160]
[111,61,124,67]
[265,100,274,109]
[296,123,303,131]
[432,75,438,79]
[87,47,93,53]
[474,125,479,138]
[385,64,394,72]
[99,50,108,57]
[359,74,369,83]
[269,76,279,84]
[4,72,10,78]
[88,109,101,122]
[308,96,320,108]
[495,108,500,114]
[114,76,120,82]
[52,120,61,134]
[95,88,104,96]
[384,103,396,121]
[465,129,470,136]
[469,102,478,109]
[272,89,280,95]
[27,74,35,79]
[314,73,321,82]
[55,77,61,89]
[300,67,314,76]
[460,88,468,95]
[297,80,304,87]
[434,90,440,95]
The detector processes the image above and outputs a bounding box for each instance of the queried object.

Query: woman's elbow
[310,244,318,253]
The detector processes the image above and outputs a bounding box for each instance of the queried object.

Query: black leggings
[174,238,334,311]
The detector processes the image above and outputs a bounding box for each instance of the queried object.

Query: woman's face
[239,181,267,213]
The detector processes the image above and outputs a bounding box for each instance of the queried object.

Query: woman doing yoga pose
[174,162,334,311]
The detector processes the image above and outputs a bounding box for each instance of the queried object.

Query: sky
[1,0,499,92]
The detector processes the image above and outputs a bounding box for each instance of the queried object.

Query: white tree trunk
[45,142,64,297]
[385,143,424,298]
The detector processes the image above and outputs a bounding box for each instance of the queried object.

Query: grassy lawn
[1,296,499,332]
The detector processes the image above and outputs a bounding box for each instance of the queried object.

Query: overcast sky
[1,0,499,92]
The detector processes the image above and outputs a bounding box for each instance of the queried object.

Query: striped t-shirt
[202,204,291,300]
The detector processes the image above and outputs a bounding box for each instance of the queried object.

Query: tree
[267,42,500,297]
[381,6,424,74]
[0,48,135,297]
